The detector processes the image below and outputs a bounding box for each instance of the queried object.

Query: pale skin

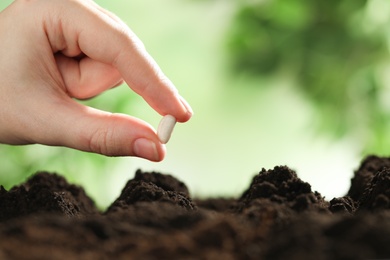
[0,0,193,161]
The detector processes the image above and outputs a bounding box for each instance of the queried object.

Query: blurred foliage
[227,0,390,154]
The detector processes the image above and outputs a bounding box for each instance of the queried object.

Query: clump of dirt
[347,155,390,201]
[106,170,195,213]
[358,167,390,211]
[0,156,390,259]
[239,166,329,212]
[0,172,97,222]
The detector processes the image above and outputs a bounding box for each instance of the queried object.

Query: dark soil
[1,156,390,259]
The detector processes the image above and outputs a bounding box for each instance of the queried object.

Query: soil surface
[1,156,390,259]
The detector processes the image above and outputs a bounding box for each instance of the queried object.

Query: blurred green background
[1,0,390,209]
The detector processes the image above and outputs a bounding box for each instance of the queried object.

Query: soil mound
[1,156,390,259]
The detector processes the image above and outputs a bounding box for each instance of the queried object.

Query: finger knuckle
[88,124,115,156]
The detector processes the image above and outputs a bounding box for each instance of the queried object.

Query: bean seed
[157,115,177,144]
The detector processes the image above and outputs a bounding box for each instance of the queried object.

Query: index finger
[47,0,193,122]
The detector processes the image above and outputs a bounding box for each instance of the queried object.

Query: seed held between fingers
[157,115,177,144]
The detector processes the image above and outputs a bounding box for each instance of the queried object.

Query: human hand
[0,0,192,161]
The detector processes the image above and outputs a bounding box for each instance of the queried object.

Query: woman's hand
[0,0,192,161]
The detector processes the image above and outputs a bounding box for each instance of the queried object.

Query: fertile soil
[1,155,390,259]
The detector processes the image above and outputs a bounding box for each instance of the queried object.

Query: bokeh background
[1,0,390,209]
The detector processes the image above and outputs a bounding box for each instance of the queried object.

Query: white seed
[157,115,177,144]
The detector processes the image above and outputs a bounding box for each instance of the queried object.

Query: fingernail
[179,95,194,117]
[133,138,160,161]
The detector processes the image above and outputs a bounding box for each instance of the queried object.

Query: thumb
[42,99,166,160]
